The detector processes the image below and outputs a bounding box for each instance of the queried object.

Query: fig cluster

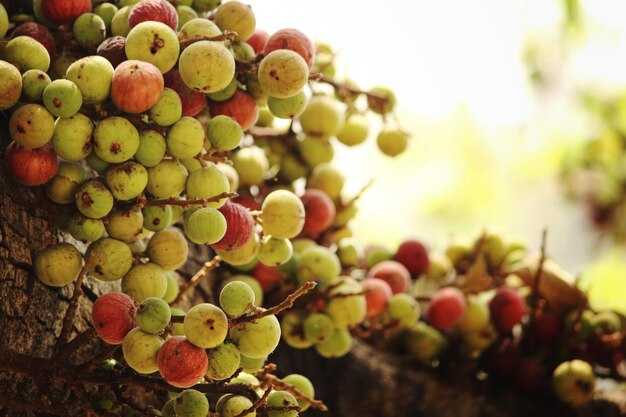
[0,0,406,414]
[245,226,624,408]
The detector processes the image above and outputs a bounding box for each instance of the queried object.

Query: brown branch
[247,126,292,139]
[327,291,365,300]
[82,344,120,372]
[56,327,97,362]
[143,192,238,208]
[260,374,328,411]
[235,385,273,417]
[531,229,548,308]
[179,31,238,48]
[0,392,61,414]
[265,405,302,412]
[0,346,259,402]
[57,254,95,348]
[229,281,317,328]
[172,256,222,305]
[217,367,243,385]
[316,74,390,102]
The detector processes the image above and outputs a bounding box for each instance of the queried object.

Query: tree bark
[0,120,625,417]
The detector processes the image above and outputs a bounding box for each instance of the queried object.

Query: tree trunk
[1,120,625,417]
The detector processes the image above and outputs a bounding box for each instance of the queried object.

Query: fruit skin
[209,90,259,130]
[122,262,168,302]
[46,161,86,204]
[105,161,148,201]
[257,49,309,99]
[10,22,56,62]
[367,260,411,295]
[0,3,8,37]
[136,297,171,333]
[184,303,229,348]
[229,314,281,359]
[97,36,127,68]
[300,189,335,236]
[211,202,255,251]
[4,142,59,186]
[361,277,393,318]
[66,55,114,104]
[9,104,55,149]
[377,128,408,157]
[247,29,269,53]
[122,327,163,374]
[489,286,527,333]
[426,287,466,330]
[394,240,430,276]
[326,277,367,328]
[4,36,50,73]
[157,336,209,388]
[404,322,446,362]
[87,237,134,282]
[252,263,281,293]
[92,292,137,345]
[0,60,22,110]
[125,21,180,74]
[43,79,83,118]
[164,68,207,117]
[129,0,178,31]
[267,391,298,417]
[552,360,595,406]
[213,0,256,41]
[261,190,305,239]
[75,179,114,219]
[174,389,209,417]
[178,41,235,94]
[41,0,92,25]
[34,242,83,287]
[147,228,189,271]
[264,28,315,68]
[111,60,164,114]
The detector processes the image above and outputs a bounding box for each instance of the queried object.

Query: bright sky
[251,1,626,280]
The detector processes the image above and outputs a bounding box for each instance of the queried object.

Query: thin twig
[316,74,390,102]
[234,385,273,417]
[179,31,238,48]
[172,256,222,305]
[260,374,327,411]
[57,255,95,347]
[143,192,238,208]
[229,282,317,328]
[531,229,548,308]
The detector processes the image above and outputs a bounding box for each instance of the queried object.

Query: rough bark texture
[0,120,625,416]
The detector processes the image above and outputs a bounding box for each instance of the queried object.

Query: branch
[56,327,97,362]
[0,392,61,414]
[260,374,328,411]
[179,31,238,48]
[229,281,317,328]
[172,256,222,305]
[315,75,390,102]
[82,344,119,372]
[234,385,273,417]
[57,254,95,347]
[0,346,260,402]
[142,192,238,208]
[531,229,548,308]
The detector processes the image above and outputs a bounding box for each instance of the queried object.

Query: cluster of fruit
[1,0,619,414]
[242,228,624,408]
[0,0,408,415]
